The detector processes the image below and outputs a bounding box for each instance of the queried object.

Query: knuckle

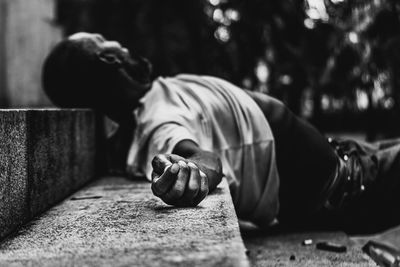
[199,170,207,179]
[188,162,198,170]
[171,154,185,162]
[180,162,189,171]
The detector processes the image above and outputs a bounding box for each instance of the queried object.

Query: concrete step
[0,109,97,240]
[0,176,250,267]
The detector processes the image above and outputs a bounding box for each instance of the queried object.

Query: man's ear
[97,50,122,66]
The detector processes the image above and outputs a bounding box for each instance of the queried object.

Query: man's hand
[151,154,209,207]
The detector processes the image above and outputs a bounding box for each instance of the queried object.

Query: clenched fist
[151,154,209,207]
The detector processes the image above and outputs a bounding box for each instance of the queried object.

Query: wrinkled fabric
[310,137,400,233]
[127,74,280,226]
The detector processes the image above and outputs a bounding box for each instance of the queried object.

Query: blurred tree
[55,0,400,138]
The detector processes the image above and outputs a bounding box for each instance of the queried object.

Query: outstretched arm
[151,140,223,207]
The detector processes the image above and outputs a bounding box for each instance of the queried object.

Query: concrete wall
[0,0,61,108]
[0,109,97,240]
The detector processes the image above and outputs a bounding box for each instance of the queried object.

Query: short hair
[42,39,117,108]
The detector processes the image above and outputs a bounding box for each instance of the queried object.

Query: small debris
[290,255,296,261]
[302,239,313,246]
[363,241,400,267]
[316,241,347,253]
[70,195,102,201]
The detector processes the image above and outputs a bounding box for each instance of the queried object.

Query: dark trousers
[246,90,400,233]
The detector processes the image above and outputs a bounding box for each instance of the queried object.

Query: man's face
[67,32,153,123]
[68,32,152,85]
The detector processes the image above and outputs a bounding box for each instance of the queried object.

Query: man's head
[42,32,153,122]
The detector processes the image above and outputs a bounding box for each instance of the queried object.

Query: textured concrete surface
[351,225,400,250]
[0,177,249,267]
[0,109,96,240]
[0,111,28,241]
[241,224,376,266]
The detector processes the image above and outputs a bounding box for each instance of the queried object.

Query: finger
[151,168,171,182]
[152,154,172,175]
[151,163,179,196]
[192,170,209,206]
[168,154,187,164]
[180,162,201,205]
[162,161,190,202]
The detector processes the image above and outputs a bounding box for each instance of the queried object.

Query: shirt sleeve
[143,123,199,181]
[230,140,280,227]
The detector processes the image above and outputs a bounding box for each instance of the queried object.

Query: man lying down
[42,32,400,232]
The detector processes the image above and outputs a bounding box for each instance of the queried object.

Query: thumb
[152,154,172,175]
[152,163,180,196]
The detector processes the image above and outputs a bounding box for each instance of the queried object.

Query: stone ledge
[0,177,250,267]
[0,109,97,240]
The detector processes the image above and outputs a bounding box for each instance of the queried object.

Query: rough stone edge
[0,177,251,267]
[0,109,98,241]
[26,109,97,217]
[0,110,29,239]
[219,178,251,267]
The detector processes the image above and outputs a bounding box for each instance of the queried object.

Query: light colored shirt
[127,74,280,226]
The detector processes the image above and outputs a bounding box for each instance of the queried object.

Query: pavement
[242,220,400,266]
[242,225,375,266]
[2,173,400,266]
[0,176,249,267]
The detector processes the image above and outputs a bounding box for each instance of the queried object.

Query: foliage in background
[57,0,400,138]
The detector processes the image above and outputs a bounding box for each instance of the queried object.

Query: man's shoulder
[174,73,228,83]
[174,74,242,92]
